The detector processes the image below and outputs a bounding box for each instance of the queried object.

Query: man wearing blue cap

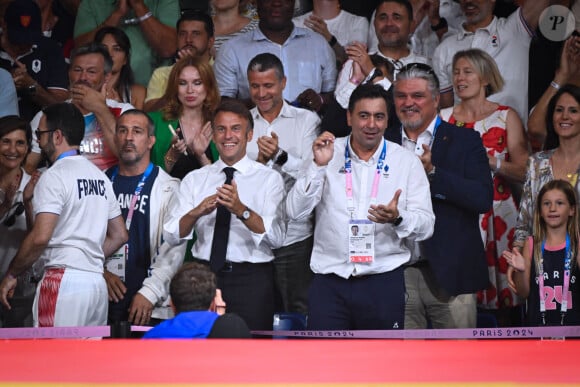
[0,0,68,120]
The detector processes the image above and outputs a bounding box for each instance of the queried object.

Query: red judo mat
[0,338,579,385]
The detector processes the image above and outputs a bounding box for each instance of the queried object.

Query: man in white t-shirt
[432,0,550,123]
[25,43,133,173]
[0,102,127,327]
[293,0,369,67]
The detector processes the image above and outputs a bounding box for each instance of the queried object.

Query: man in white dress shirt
[287,84,434,330]
[245,53,319,316]
[164,99,286,331]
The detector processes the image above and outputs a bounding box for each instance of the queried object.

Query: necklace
[553,152,580,186]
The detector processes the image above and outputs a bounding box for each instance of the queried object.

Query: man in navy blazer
[384,63,493,328]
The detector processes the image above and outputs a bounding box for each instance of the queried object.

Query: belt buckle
[220,261,233,273]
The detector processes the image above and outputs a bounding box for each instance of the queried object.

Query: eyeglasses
[3,201,24,227]
[35,129,56,139]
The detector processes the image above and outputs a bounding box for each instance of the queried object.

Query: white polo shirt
[432,8,534,124]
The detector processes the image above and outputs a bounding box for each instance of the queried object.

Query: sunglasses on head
[3,201,24,227]
[397,62,437,76]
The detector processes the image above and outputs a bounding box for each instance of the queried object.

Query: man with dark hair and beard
[0,102,127,328]
[25,43,134,174]
[104,109,186,328]
[144,11,215,112]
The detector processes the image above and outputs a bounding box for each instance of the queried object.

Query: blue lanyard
[539,234,572,325]
[110,162,154,230]
[344,138,387,174]
[55,149,79,161]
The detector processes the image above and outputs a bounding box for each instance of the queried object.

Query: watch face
[275,150,288,166]
[242,210,251,220]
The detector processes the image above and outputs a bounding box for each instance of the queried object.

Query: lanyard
[110,163,154,231]
[538,234,572,325]
[55,149,79,161]
[345,138,387,218]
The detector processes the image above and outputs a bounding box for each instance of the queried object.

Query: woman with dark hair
[528,34,579,151]
[439,49,529,315]
[148,55,220,179]
[514,84,580,253]
[0,116,39,327]
[94,26,146,109]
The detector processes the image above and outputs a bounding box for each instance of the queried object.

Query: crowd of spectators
[0,0,579,335]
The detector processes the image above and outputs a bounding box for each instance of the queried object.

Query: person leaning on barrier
[143,262,250,338]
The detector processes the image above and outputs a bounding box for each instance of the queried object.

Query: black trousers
[216,261,275,331]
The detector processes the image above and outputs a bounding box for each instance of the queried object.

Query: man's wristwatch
[237,207,251,221]
[431,17,448,31]
[274,149,288,166]
[392,216,403,226]
[26,83,37,95]
[427,166,436,182]
[328,35,338,47]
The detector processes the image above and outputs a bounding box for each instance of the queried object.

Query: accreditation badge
[106,244,128,281]
[348,219,374,263]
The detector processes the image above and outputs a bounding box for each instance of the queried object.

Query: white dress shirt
[286,137,435,278]
[401,116,437,157]
[247,101,319,246]
[164,156,286,263]
[401,116,438,262]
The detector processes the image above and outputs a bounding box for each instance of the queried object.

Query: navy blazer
[385,120,493,296]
